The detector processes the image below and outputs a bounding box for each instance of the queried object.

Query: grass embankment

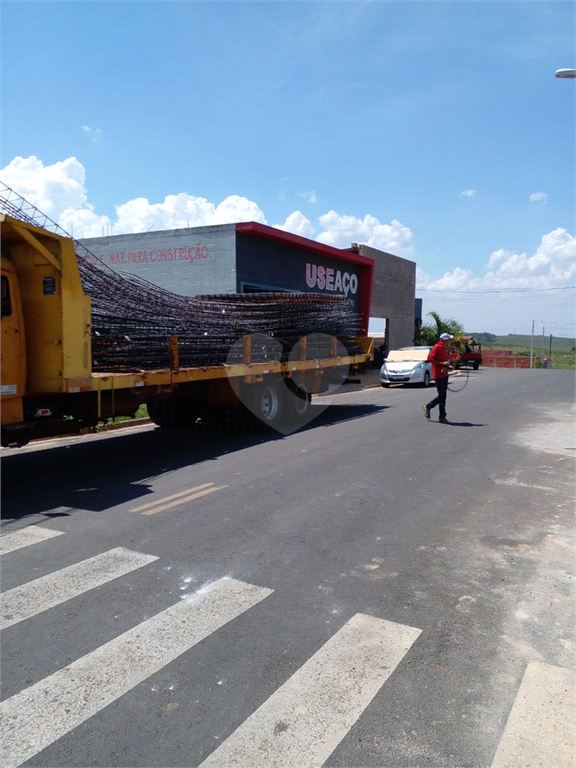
[551,352,576,369]
[480,335,575,370]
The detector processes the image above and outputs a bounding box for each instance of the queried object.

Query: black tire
[422,370,431,388]
[146,401,172,428]
[146,400,200,429]
[473,362,480,370]
[284,380,312,422]
[243,379,285,431]
[381,382,391,388]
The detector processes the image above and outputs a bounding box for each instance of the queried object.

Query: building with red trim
[80,222,414,344]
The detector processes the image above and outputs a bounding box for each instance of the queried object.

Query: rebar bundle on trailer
[83,263,362,371]
[0,182,363,373]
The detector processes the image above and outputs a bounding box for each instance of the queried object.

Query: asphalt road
[1,368,574,768]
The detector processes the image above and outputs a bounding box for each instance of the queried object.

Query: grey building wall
[79,224,237,296]
[358,244,416,350]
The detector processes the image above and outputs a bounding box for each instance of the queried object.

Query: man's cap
[440,333,453,340]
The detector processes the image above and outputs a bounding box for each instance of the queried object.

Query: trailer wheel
[284,380,312,421]
[243,379,285,431]
[147,401,178,428]
[146,401,164,427]
[147,400,200,429]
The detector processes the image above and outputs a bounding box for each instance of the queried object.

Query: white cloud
[417,234,576,335]
[484,229,575,286]
[113,193,267,234]
[315,211,415,259]
[82,125,102,140]
[0,156,268,237]
[0,156,416,256]
[214,195,267,225]
[418,228,576,293]
[0,156,87,219]
[486,248,510,269]
[461,189,476,197]
[418,265,477,291]
[273,211,315,238]
[298,190,317,203]
[530,192,548,205]
[59,206,112,238]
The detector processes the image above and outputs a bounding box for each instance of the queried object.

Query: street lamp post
[555,68,576,78]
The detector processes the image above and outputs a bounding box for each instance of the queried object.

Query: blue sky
[2,1,575,337]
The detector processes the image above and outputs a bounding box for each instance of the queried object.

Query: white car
[380,346,433,388]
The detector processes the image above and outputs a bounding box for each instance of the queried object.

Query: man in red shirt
[424,333,452,423]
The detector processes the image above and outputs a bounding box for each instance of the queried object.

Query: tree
[415,311,465,345]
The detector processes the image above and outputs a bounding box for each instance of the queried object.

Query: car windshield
[386,348,431,362]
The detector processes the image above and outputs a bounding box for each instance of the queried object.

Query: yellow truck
[1,214,372,447]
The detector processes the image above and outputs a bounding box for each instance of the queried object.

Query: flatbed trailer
[1,214,372,446]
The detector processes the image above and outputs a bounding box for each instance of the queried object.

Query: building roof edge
[235,221,374,267]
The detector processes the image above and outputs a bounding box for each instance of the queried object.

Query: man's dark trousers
[427,377,448,418]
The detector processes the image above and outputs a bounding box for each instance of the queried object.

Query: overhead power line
[417,285,575,294]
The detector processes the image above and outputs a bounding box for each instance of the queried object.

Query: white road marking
[0,577,273,768]
[0,526,64,555]
[0,547,158,630]
[491,661,575,768]
[199,612,421,768]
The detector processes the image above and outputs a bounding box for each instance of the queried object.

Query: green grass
[474,334,575,353]
[108,403,148,423]
[479,340,575,370]
[95,404,149,429]
[550,351,576,370]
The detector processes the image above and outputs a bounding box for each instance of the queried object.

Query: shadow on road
[1,403,388,521]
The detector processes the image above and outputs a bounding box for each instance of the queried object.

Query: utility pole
[541,326,545,360]
[530,320,534,368]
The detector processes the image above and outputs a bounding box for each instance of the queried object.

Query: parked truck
[449,337,482,370]
[1,213,373,447]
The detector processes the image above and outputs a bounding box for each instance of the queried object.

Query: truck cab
[450,338,482,370]
[1,256,27,438]
[1,214,92,446]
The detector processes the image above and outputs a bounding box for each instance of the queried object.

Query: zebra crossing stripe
[0,547,158,630]
[199,612,422,768]
[0,577,273,768]
[0,526,64,556]
[491,661,576,768]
